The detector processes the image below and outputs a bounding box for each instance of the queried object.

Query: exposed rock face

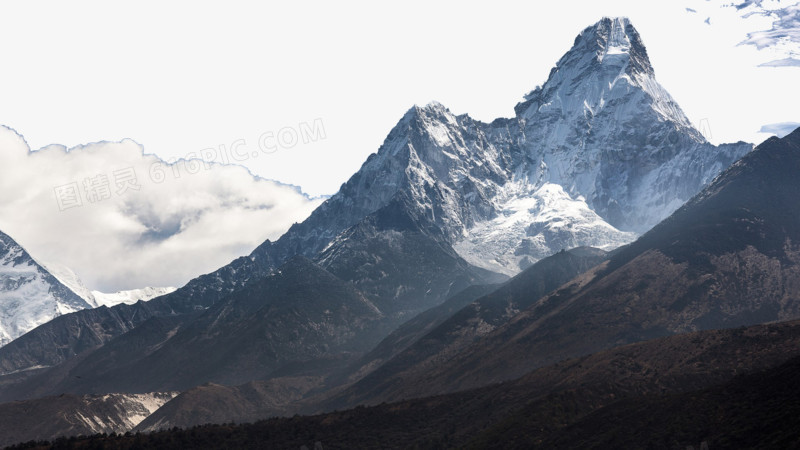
[0,391,177,447]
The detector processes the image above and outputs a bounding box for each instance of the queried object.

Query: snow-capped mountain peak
[252,17,751,280]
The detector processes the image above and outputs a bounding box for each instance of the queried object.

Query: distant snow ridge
[91,287,177,307]
[0,231,91,347]
[254,17,752,277]
[44,262,176,307]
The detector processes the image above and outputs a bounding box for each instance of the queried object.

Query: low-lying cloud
[0,126,324,292]
[759,121,800,137]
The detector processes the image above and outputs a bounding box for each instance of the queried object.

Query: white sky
[0,1,798,292]
[0,1,797,198]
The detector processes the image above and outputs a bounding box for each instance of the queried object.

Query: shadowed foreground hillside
[7,319,800,449]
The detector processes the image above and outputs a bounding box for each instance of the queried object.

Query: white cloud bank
[0,126,323,292]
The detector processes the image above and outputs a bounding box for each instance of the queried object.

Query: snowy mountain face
[255,17,752,277]
[0,231,90,347]
[0,230,170,350]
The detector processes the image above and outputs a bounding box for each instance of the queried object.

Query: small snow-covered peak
[416,100,449,114]
[383,101,456,145]
[404,101,458,128]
